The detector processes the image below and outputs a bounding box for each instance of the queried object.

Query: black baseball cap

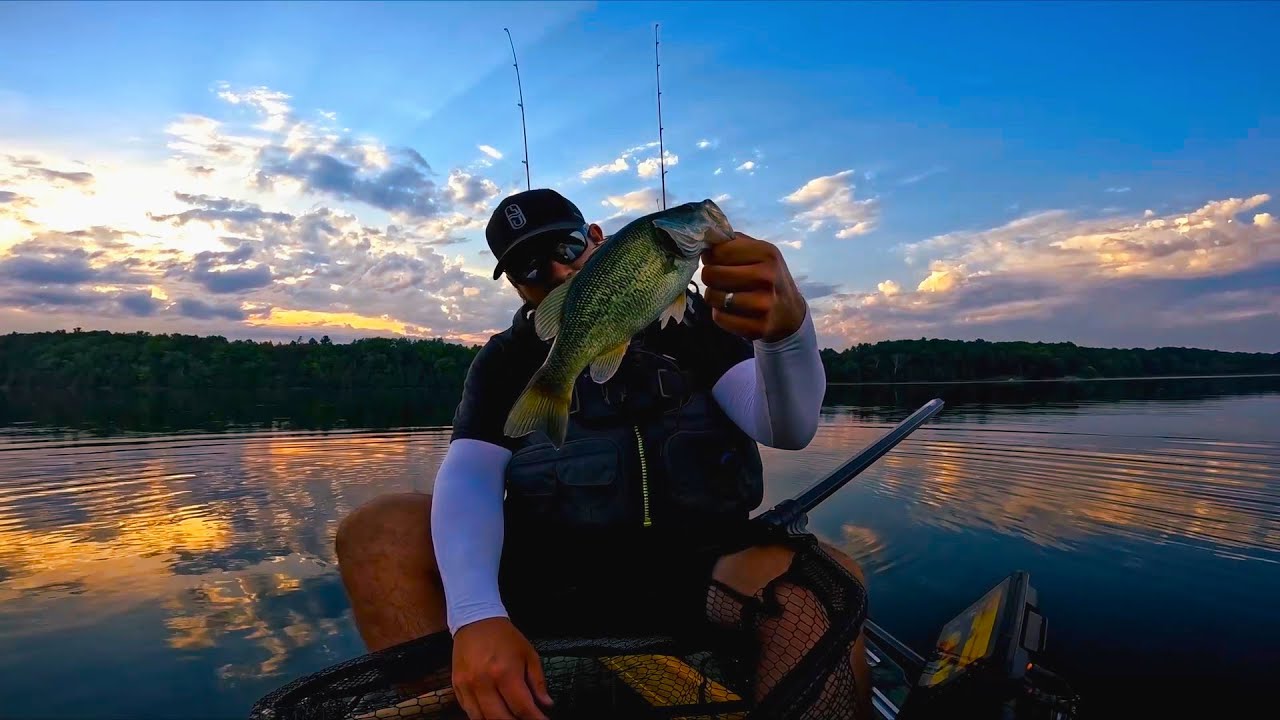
[486,188,587,280]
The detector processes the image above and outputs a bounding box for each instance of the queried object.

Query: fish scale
[503,199,733,448]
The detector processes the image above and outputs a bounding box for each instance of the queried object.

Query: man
[335,188,870,720]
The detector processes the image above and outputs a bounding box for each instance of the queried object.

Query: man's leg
[334,492,445,652]
[709,540,871,720]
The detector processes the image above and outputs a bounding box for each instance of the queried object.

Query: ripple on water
[1,385,1279,716]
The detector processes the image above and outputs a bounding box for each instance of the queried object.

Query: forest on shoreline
[2,329,1277,390]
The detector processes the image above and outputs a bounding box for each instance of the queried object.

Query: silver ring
[723,291,735,310]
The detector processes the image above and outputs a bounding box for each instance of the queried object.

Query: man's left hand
[701,232,808,343]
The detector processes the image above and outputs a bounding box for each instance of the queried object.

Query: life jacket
[501,296,765,540]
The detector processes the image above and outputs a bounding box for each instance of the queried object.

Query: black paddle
[755,398,945,535]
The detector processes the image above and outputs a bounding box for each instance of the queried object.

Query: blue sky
[1,1,1277,350]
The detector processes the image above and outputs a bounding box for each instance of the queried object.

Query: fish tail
[503,373,573,447]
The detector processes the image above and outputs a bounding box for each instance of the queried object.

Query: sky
[1,0,1277,352]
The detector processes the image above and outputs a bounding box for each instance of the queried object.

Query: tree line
[1,330,1277,390]
[820,338,1279,383]
[0,330,476,391]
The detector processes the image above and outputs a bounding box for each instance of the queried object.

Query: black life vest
[502,296,765,540]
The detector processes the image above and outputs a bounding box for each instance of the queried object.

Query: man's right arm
[431,437,511,635]
[437,339,555,719]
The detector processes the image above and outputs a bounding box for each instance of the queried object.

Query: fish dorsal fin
[589,340,629,384]
[659,290,687,328]
[534,277,572,341]
[652,216,711,258]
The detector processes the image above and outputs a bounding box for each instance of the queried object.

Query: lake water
[0,376,1277,718]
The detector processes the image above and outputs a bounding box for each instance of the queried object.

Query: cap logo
[505,204,527,230]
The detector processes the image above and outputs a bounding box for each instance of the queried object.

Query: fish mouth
[701,199,733,237]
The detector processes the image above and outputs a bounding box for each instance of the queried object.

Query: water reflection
[0,428,450,717]
[0,377,1276,717]
[0,387,461,438]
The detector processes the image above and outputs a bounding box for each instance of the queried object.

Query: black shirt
[451,289,754,451]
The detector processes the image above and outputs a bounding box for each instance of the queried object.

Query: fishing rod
[504,27,531,191]
[654,23,667,210]
[756,398,945,534]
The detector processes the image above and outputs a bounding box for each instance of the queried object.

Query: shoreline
[825,373,1280,387]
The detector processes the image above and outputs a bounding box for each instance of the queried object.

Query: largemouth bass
[503,199,734,448]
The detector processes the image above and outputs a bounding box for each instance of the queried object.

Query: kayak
[862,570,1079,719]
[248,400,1079,718]
[247,566,1077,720]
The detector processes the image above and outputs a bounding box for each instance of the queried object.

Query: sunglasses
[505,227,590,285]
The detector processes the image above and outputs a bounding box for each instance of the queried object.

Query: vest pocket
[505,437,629,530]
[505,444,557,522]
[555,437,628,528]
[662,429,764,518]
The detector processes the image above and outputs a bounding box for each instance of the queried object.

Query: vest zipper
[633,425,652,527]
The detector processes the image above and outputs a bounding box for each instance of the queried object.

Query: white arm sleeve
[430,437,512,635]
[711,303,826,450]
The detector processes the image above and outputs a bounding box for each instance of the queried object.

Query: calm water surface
[0,377,1277,718]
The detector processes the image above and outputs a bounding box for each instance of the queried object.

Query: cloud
[899,166,946,186]
[916,262,965,293]
[175,297,247,321]
[1255,213,1274,228]
[580,158,629,180]
[1105,187,1132,193]
[577,142,663,183]
[0,287,103,310]
[0,234,149,287]
[735,161,756,173]
[118,291,161,317]
[810,194,1280,351]
[794,275,839,300]
[6,155,95,188]
[713,168,723,176]
[216,85,293,132]
[445,169,500,209]
[253,145,444,219]
[0,191,30,206]
[1,172,512,344]
[164,84,503,224]
[636,152,678,179]
[0,251,96,285]
[696,139,715,150]
[782,170,879,239]
[600,188,663,216]
[904,193,1277,281]
[187,250,275,294]
[149,193,295,230]
[597,188,669,234]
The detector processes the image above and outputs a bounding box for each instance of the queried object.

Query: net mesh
[250,533,866,720]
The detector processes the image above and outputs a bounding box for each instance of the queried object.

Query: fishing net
[249,533,867,720]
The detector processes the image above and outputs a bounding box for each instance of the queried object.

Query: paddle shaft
[756,398,945,534]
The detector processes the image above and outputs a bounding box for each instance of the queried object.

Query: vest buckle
[657,368,690,400]
[603,383,627,406]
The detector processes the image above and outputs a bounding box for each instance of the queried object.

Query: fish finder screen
[917,576,1010,689]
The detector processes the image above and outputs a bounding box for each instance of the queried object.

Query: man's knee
[712,540,866,597]
[335,492,434,563]
[712,543,794,600]
[817,540,867,587]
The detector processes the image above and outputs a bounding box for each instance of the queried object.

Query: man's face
[507,223,605,307]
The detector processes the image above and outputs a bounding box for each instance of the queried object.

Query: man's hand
[452,617,553,720]
[701,232,808,343]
